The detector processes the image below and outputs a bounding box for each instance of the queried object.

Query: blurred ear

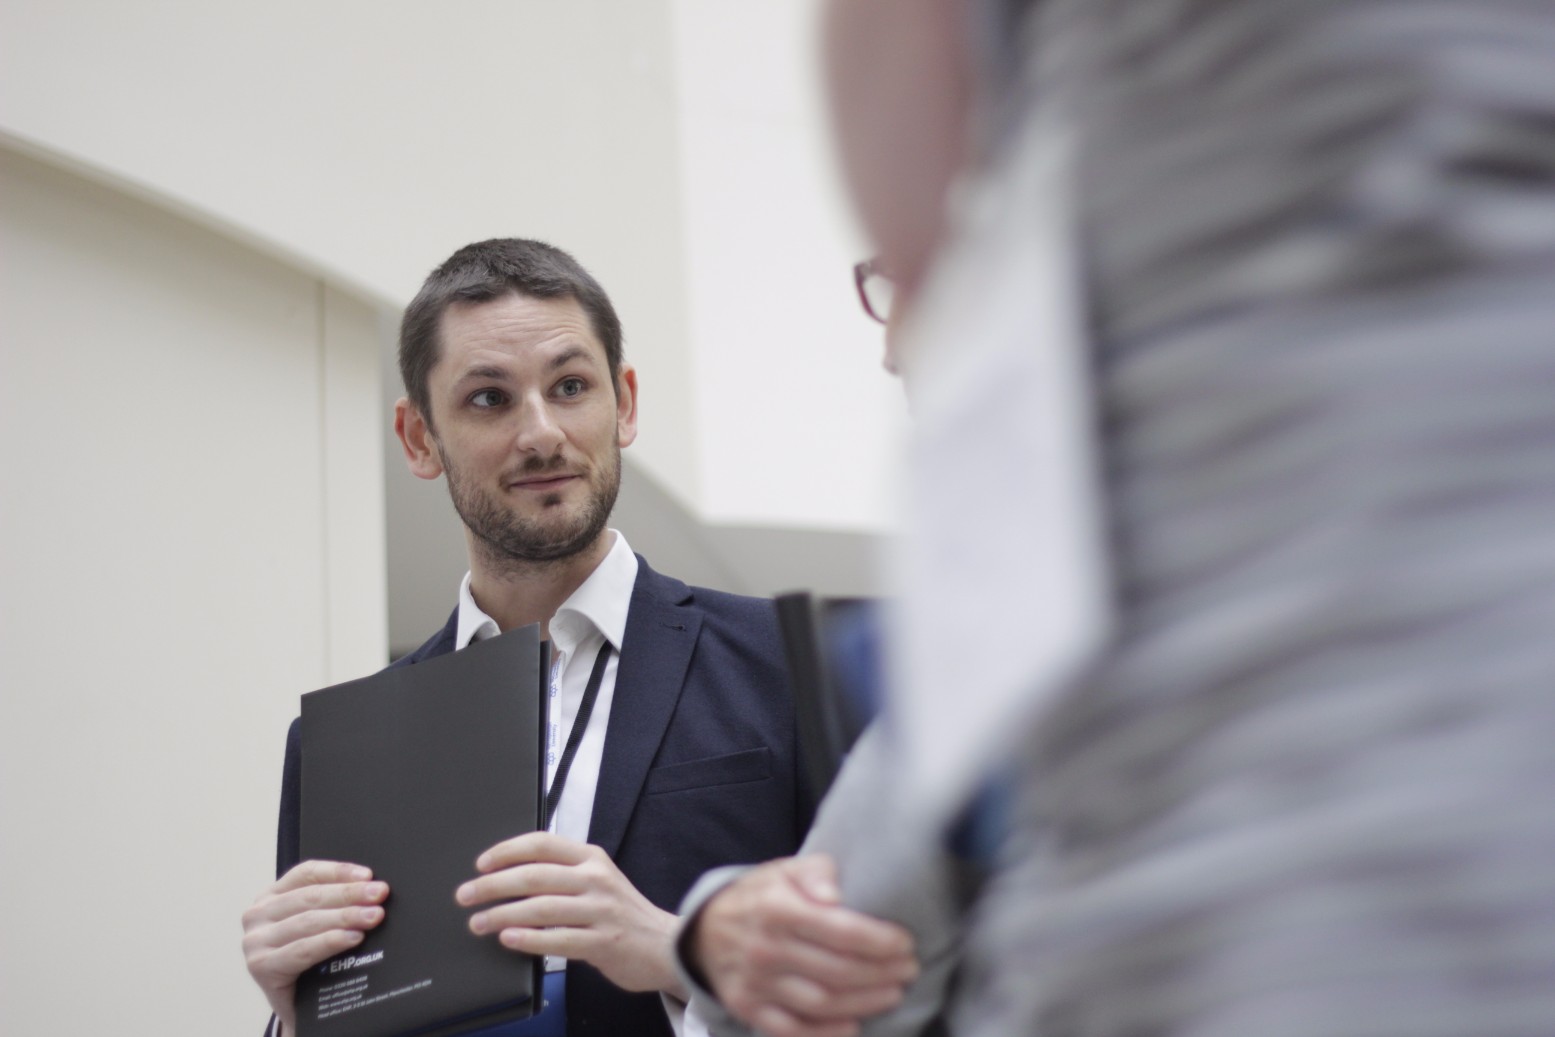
[615,364,639,448]
[394,397,445,480]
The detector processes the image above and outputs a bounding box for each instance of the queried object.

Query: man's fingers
[273,859,372,893]
[731,966,907,1037]
[747,1002,862,1037]
[722,876,916,966]
[247,904,386,954]
[469,893,588,935]
[245,879,389,928]
[788,902,916,964]
[456,841,679,995]
[710,860,915,964]
[248,926,370,988]
[476,831,593,872]
[496,925,590,959]
[765,970,909,1019]
[456,862,583,907]
[742,933,918,991]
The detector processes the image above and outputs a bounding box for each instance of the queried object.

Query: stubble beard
[440,445,621,575]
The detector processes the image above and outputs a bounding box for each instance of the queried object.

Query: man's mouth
[508,472,579,492]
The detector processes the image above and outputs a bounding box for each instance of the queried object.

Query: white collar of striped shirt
[453,529,639,657]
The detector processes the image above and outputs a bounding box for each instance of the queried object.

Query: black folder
[295,626,549,1037]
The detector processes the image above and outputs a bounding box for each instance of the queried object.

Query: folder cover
[296,626,549,1037]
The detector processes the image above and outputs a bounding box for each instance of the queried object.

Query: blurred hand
[242,860,389,1033]
[688,854,918,1037]
[457,831,683,998]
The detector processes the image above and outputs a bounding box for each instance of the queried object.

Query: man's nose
[513,398,565,454]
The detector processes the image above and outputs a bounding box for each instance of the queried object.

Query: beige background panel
[0,144,386,1033]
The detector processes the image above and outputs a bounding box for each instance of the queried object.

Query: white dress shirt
[453,530,638,971]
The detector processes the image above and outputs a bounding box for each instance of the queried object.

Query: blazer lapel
[587,559,701,858]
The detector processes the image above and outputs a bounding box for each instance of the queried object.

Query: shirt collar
[454,530,639,654]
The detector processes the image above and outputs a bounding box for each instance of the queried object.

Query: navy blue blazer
[275,557,814,1037]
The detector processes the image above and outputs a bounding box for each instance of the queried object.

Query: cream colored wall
[0,0,705,511]
[0,146,387,1034]
[671,0,906,530]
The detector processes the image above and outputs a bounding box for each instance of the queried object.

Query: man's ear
[394,397,445,480]
[615,364,639,449]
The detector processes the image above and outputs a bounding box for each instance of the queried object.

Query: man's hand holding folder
[242,860,390,1035]
[457,831,688,999]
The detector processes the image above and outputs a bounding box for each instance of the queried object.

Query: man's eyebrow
[450,346,600,386]
[548,345,597,370]
[452,364,512,384]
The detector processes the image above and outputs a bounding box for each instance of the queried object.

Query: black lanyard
[543,640,613,830]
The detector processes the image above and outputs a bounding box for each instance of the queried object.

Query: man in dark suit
[241,238,812,1037]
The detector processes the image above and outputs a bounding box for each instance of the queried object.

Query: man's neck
[466,531,615,639]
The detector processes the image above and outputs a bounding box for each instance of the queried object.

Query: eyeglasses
[853,258,895,325]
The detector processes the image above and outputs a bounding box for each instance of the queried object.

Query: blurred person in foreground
[682,0,1555,1034]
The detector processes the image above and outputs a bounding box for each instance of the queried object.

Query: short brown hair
[399,238,624,426]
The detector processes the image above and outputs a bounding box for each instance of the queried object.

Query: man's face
[398,292,638,567]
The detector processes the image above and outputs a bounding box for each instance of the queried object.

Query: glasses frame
[853,258,891,325]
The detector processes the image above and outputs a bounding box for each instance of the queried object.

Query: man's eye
[470,389,506,408]
[557,378,585,398]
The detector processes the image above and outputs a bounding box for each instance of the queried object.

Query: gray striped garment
[957,2,1555,1035]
